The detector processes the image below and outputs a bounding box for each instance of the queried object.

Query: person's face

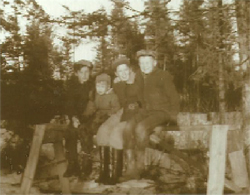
[115,64,130,82]
[75,66,90,84]
[138,56,157,74]
[96,81,108,95]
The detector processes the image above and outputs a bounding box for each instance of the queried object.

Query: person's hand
[150,133,161,144]
[113,77,121,84]
[72,116,80,128]
[64,115,70,125]
[83,101,96,117]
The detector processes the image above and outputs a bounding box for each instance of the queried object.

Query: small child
[91,73,120,134]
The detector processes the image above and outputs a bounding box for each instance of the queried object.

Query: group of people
[63,50,180,184]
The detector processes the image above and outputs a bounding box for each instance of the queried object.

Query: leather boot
[63,160,80,177]
[79,153,93,181]
[96,146,111,184]
[119,149,139,182]
[110,148,123,184]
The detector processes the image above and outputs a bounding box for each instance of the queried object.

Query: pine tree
[110,0,144,64]
[235,0,250,180]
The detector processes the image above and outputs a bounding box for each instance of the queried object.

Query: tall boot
[96,146,111,184]
[110,148,123,184]
[79,153,92,181]
[63,129,80,177]
[119,149,139,182]
[116,149,123,178]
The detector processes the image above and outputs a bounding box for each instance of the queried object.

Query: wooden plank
[177,112,191,126]
[227,130,243,153]
[207,125,229,195]
[53,141,71,194]
[164,130,210,149]
[190,113,208,126]
[162,124,240,131]
[21,124,46,194]
[228,150,249,188]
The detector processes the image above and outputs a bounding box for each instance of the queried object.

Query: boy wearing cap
[92,73,121,138]
[121,50,180,180]
[64,59,95,178]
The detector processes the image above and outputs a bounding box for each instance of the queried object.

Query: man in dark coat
[121,50,180,180]
[64,60,95,178]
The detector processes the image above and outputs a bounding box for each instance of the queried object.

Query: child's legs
[109,121,127,150]
[96,109,123,146]
[135,111,169,150]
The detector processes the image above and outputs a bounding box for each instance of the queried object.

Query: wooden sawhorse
[152,124,234,195]
[20,124,71,194]
[21,124,245,195]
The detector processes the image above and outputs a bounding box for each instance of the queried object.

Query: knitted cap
[136,50,156,59]
[95,73,111,86]
[112,56,130,70]
[74,59,92,72]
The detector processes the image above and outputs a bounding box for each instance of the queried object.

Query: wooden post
[207,125,228,195]
[54,140,71,194]
[229,150,249,188]
[21,124,46,194]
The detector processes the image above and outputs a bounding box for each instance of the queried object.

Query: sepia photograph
[1,0,250,194]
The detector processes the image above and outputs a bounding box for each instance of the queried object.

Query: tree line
[1,0,249,122]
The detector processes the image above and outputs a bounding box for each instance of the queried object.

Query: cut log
[207,125,228,195]
[165,130,210,149]
[225,112,243,127]
[177,112,191,126]
[208,112,222,125]
[21,125,46,194]
[228,150,249,188]
[190,113,208,126]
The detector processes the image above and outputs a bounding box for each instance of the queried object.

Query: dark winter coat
[94,89,120,116]
[138,68,180,120]
[65,75,94,122]
[113,70,144,121]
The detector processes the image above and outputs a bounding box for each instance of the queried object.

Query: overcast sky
[35,0,182,62]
